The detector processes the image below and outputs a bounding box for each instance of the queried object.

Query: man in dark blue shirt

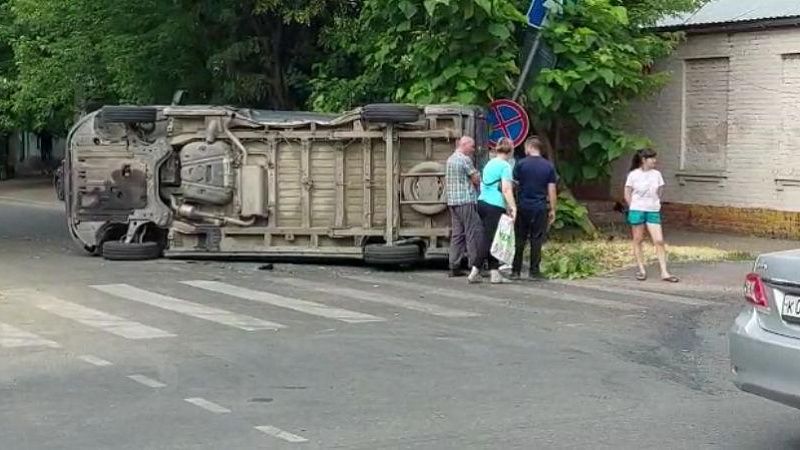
[512,136,558,280]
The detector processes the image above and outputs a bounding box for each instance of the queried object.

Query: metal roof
[658,0,800,29]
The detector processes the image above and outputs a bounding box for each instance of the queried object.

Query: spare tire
[100,106,158,124]
[102,241,162,261]
[402,161,447,216]
[364,243,424,267]
[362,104,420,124]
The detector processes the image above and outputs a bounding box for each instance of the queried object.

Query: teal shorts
[627,210,661,226]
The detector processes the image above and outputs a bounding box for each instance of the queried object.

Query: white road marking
[127,374,166,388]
[415,272,643,311]
[91,284,285,331]
[79,355,113,367]
[182,281,385,324]
[255,425,309,443]
[7,289,175,340]
[274,277,480,318]
[0,322,60,348]
[554,281,718,307]
[184,397,231,414]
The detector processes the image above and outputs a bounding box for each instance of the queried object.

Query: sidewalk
[0,177,62,210]
[565,230,798,301]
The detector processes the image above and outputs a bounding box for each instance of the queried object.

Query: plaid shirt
[446,151,478,206]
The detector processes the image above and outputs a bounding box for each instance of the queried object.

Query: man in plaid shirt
[445,136,484,282]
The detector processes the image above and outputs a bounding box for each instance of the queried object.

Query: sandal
[662,275,680,283]
[635,272,647,281]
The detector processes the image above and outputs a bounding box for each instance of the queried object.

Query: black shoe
[449,269,466,278]
[527,273,547,282]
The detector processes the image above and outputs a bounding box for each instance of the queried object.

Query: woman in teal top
[475,138,518,284]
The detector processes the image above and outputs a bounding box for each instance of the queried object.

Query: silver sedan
[730,250,800,408]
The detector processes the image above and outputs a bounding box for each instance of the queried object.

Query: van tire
[101,241,162,261]
[402,161,447,216]
[100,106,158,124]
[362,104,420,124]
[364,244,423,267]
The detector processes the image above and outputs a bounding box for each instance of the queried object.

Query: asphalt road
[1,201,798,450]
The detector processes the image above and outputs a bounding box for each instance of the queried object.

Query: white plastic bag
[490,214,516,265]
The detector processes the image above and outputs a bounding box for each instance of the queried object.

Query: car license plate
[782,295,800,322]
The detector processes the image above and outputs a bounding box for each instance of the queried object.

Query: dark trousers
[512,207,548,276]
[477,201,506,270]
[448,203,483,270]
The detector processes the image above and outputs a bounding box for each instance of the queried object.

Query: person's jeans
[448,203,483,270]
[512,207,548,276]
[477,201,506,270]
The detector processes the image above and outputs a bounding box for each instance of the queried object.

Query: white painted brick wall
[614,28,800,212]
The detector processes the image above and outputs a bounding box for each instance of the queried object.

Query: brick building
[609,0,800,238]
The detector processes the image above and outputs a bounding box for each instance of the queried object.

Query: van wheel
[364,244,423,267]
[362,104,420,124]
[100,106,158,124]
[101,241,162,261]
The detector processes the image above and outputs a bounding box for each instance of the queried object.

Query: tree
[527,0,679,185]
[1,0,351,133]
[0,0,17,131]
[311,0,526,112]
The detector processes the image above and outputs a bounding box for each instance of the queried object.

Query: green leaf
[581,165,599,180]
[442,66,460,80]
[578,129,604,149]
[488,23,510,40]
[609,6,629,25]
[423,0,439,16]
[462,66,478,79]
[473,0,492,15]
[597,68,615,86]
[398,1,418,19]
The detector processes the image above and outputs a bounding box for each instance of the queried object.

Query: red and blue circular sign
[487,99,530,148]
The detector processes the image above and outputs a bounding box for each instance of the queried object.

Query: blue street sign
[527,0,547,28]
[487,99,530,148]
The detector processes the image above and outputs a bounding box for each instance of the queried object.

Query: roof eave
[652,16,800,35]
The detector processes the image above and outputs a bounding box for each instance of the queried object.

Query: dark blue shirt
[513,156,558,211]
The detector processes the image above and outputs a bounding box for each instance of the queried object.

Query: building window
[682,57,730,172]
[779,53,800,178]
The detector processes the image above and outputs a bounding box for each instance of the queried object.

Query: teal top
[478,157,513,208]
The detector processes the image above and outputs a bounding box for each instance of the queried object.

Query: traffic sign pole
[512,0,551,101]
[512,29,545,101]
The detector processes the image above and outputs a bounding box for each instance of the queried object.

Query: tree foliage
[0,0,351,132]
[529,0,680,184]
[311,0,526,112]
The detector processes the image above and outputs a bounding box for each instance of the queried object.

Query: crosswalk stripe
[0,322,60,348]
[553,281,717,307]
[273,277,480,318]
[255,425,309,443]
[415,272,642,311]
[182,281,385,324]
[79,355,113,367]
[6,289,175,340]
[91,284,285,331]
[185,397,231,414]
[128,374,166,388]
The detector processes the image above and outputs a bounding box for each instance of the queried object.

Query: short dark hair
[525,136,543,153]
